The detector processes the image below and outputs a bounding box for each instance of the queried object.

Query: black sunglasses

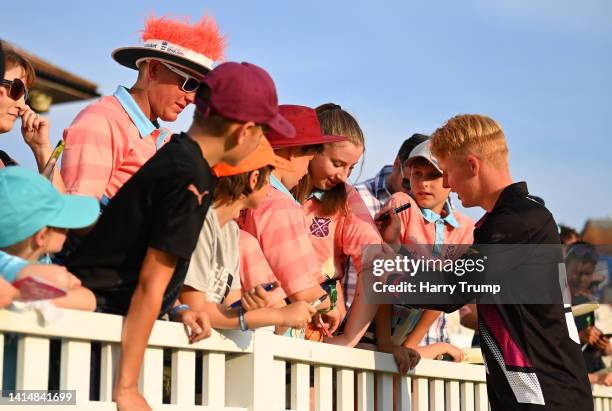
[1,78,28,101]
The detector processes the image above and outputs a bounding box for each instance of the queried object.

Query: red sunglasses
[1,78,28,101]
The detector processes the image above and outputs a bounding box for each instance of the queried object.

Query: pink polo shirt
[238,187,322,297]
[301,184,385,284]
[391,192,474,258]
[239,229,287,306]
[61,87,171,200]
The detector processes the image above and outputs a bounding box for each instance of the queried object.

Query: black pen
[375,202,411,222]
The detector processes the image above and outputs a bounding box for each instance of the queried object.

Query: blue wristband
[169,304,190,321]
[238,306,248,331]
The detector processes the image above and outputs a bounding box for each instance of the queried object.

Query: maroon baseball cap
[196,62,296,138]
[266,105,347,149]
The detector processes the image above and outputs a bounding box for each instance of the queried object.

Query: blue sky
[2,0,611,229]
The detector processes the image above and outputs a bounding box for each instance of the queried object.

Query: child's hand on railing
[591,372,612,386]
[176,309,212,344]
[434,342,464,362]
[392,345,421,375]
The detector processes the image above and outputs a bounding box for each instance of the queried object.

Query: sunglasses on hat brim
[160,61,200,93]
[1,78,28,101]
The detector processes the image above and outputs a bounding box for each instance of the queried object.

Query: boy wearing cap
[390,139,474,251]
[66,62,295,411]
[355,133,430,218]
[342,133,430,316]
[372,139,473,360]
[0,166,100,310]
[238,105,348,333]
[178,138,316,331]
[61,15,225,203]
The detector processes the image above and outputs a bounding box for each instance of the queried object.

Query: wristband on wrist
[169,304,190,321]
[238,306,248,331]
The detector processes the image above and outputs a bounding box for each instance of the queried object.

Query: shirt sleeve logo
[310,217,331,238]
[187,184,209,206]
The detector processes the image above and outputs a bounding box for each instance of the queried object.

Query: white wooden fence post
[171,349,196,405]
[460,381,475,411]
[99,342,120,402]
[60,339,91,404]
[429,379,445,411]
[475,382,488,411]
[225,329,275,411]
[376,373,393,411]
[138,346,164,405]
[413,377,429,411]
[337,368,354,411]
[16,335,49,390]
[356,370,374,411]
[397,375,412,411]
[291,362,310,411]
[202,352,226,407]
[314,365,333,411]
[446,380,460,411]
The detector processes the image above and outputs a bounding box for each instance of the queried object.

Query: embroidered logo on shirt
[187,184,209,206]
[310,217,332,238]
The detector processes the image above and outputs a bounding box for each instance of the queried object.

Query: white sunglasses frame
[159,61,201,93]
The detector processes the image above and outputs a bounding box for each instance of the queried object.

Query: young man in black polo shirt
[334,114,592,410]
[425,115,591,410]
[67,62,296,411]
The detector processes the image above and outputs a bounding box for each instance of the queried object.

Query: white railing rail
[1,307,611,411]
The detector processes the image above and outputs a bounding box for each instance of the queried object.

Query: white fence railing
[1,307,611,410]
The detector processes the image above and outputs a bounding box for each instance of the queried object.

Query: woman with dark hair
[0,40,14,309]
[0,45,63,189]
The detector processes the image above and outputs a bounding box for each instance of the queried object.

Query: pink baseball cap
[196,62,296,138]
[265,105,347,149]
